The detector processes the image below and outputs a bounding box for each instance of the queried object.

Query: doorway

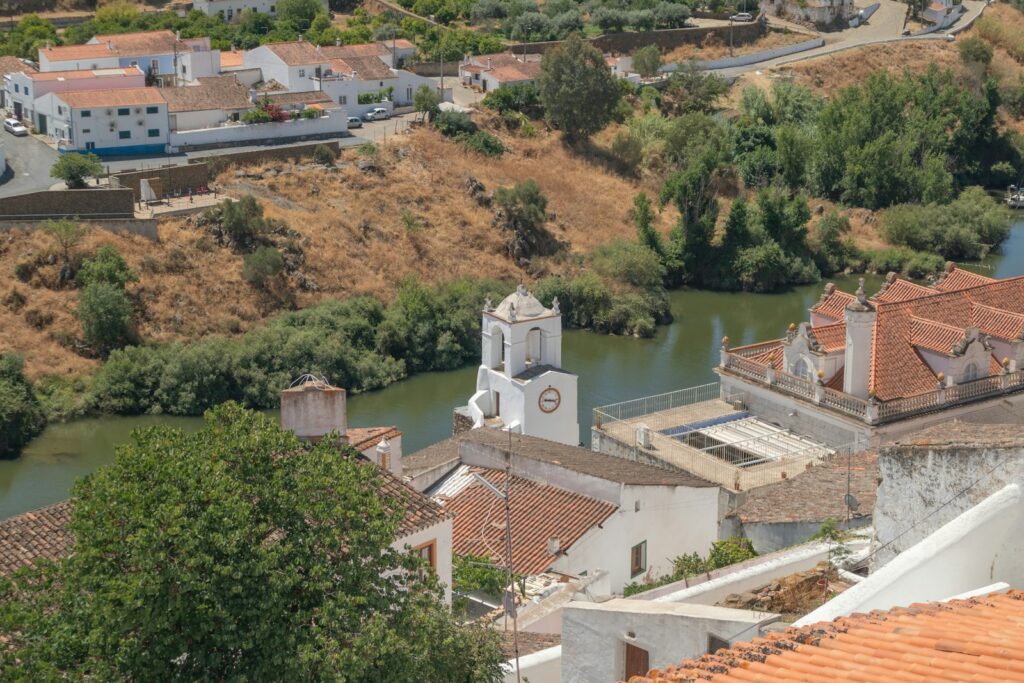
[493,392,500,418]
[625,643,649,679]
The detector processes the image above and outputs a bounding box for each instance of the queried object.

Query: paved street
[0,132,58,198]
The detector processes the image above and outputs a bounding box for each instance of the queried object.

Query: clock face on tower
[539,387,561,414]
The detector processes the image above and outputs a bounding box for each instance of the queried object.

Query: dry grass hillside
[1,127,671,380]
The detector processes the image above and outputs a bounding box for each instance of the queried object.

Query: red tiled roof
[824,365,844,390]
[437,466,617,576]
[749,343,784,367]
[873,275,934,304]
[487,62,542,84]
[320,43,388,59]
[58,87,165,108]
[264,41,328,66]
[0,501,73,575]
[909,315,966,355]
[972,302,1024,340]
[220,50,244,68]
[808,322,845,352]
[810,283,855,321]
[626,590,1024,683]
[347,426,401,452]
[933,264,995,292]
[0,55,33,75]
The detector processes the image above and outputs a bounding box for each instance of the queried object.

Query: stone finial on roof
[846,277,875,313]
[551,297,560,315]
[484,296,493,312]
[508,301,517,321]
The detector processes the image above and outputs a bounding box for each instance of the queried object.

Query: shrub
[493,179,547,231]
[590,239,666,290]
[413,83,441,120]
[632,44,662,79]
[300,107,320,120]
[463,130,505,156]
[482,83,540,115]
[0,354,46,456]
[220,195,267,248]
[242,246,285,287]
[610,131,644,174]
[14,262,35,283]
[990,160,1017,187]
[958,35,993,66]
[78,282,134,352]
[312,144,337,165]
[434,110,476,138]
[551,8,584,35]
[880,187,1011,260]
[50,152,103,189]
[76,245,137,290]
[508,11,553,41]
[592,7,628,33]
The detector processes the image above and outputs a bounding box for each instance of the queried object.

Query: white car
[347,116,363,128]
[362,107,391,122]
[730,12,754,21]
[4,118,27,136]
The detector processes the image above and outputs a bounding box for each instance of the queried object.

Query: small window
[414,541,436,570]
[227,8,233,17]
[630,541,647,578]
[146,106,159,114]
[118,107,130,116]
[147,128,160,138]
[298,69,306,77]
[85,141,96,150]
[270,4,275,11]
[119,130,130,139]
[130,61,138,67]
[82,128,91,134]
[338,95,347,105]
[24,88,28,97]
[150,59,159,73]
[81,110,91,118]
[57,106,64,115]
[13,84,18,93]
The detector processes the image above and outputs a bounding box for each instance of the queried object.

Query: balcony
[718,344,1024,425]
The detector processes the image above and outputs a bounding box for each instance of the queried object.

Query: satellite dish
[844,493,860,512]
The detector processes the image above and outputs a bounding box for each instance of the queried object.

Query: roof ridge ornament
[484,296,493,312]
[846,278,875,313]
[551,297,560,315]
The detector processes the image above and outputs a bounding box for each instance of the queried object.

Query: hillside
[1,127,672,381]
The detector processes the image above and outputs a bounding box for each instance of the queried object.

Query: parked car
[362,107,390,122]
[4,118,27,136]
[729,12,754,21]
[347,116,363,128]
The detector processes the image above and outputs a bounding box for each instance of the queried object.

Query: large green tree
[537,33,620,142]
[0,354,45,456]
[0,404,504,681]
[50,152,103,189]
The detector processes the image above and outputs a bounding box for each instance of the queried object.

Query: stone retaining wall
[0,188,134,220]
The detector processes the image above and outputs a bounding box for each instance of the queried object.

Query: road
[715,0,988,78]
[0,131,58,198]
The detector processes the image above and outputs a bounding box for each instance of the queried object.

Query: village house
[459,52,542,92]
[159,74,252,132]
[5,66,145,132]
[192,0,326,19]
[759,0,856,27]
[0,55,34,111]
[0,377,453,602]
[38,30,220,85]
[34,87,169,155]
[405,428,721,597]
[922,0,963,27]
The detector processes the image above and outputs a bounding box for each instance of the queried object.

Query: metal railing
[593,382,724,424]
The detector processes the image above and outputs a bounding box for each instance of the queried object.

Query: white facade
[36,91,169,155]
[465,286,580,446]
[242,44,330,91]
[192,0,326,17]
[4,67,146,130]
[393,517,454,604]
[562,600,775,683]
[168,110,347,151]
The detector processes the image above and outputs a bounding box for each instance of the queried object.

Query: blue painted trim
[59,143,165,157]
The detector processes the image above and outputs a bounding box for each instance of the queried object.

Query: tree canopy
[50,153,103,189]
[0,403,504,681]
[538,33,620,142]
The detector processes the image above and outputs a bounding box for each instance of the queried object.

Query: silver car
[347,116,363,128]
[4,118,27,136]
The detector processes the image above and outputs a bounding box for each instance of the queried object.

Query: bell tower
[463,285,579,446]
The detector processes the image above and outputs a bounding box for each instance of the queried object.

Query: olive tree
[538,33,620,142]
[50,152,103,189]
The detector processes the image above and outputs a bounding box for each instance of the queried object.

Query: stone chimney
[843,278,876,399]
[376,436,401,477]
[280,375,347,441]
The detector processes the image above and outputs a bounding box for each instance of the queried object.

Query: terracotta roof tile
[501,630,560,658]
[825,366,844,390]
[29,66,141,81]
[909,315,966,355]
[264,41,328,66]
[730,452,877,524]
[58,87,166,108]
[336,55,394,80]
[810,283,855,321]
[808,322,845,353]
[0,501,73,575]
[159,75,251,112]
[932,264,995,292]
[320,43,388,59]
[873,274,934,304]
[347,426,401,453]
[487,62,542,83]
[971,302,1024,340]
[0,56,33,75]
[625,590,1024,682]
[436,465,617,575]
[220,50,244,68]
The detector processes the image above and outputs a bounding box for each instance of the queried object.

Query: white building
[192,0,326,18]
[242,40,331,92]
[35,87,169,156]
[759,0,856,26]
[160,75,252,132]
[459,52,542,92]
[5,66,145,131]
[39,31,220,86]
[460,285,580,447]
[408,428,721,596]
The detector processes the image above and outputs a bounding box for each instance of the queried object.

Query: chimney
[486,57,492,70]
[280,375,347,441]
[298,34,304,42]
[547,537,561,555]
[107,40,114,51]
[376,437,399,476]
[176,29,181,41]
[842,278,876,400]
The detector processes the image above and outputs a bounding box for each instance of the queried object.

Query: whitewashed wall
[168,111,346,150]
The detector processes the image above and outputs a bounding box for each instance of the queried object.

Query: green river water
[3,223,1022,519]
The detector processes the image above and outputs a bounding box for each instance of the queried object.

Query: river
[3,223,1023,519]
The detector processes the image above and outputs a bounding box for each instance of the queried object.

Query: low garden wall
[112,163,212,202]
[675,36,824,70]
[169,113,348,152]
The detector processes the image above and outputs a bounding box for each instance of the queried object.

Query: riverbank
[4,219,1023,519]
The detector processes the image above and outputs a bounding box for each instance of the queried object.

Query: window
[414,541,436,570]
[338,95,347,105]
[298,69,306,77]
[150,59,159,73]
[791,358,810,380]
[963,362,980,382]
[270,4,275,11]
[24,88,28,97]
[227,8,233,18]
[147,128,160,138]
[630,541,647,577]
[57,106,64,115]
[13,84,17,93]
[82,128,91,134]
[81,110,91,118]
[146,106,159,114]
[130,60,138,67]
[119,130,130,139]
[85,141,96,150]
[118,107,130,116]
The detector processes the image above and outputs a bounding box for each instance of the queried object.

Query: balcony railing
[719,348,1024,425]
